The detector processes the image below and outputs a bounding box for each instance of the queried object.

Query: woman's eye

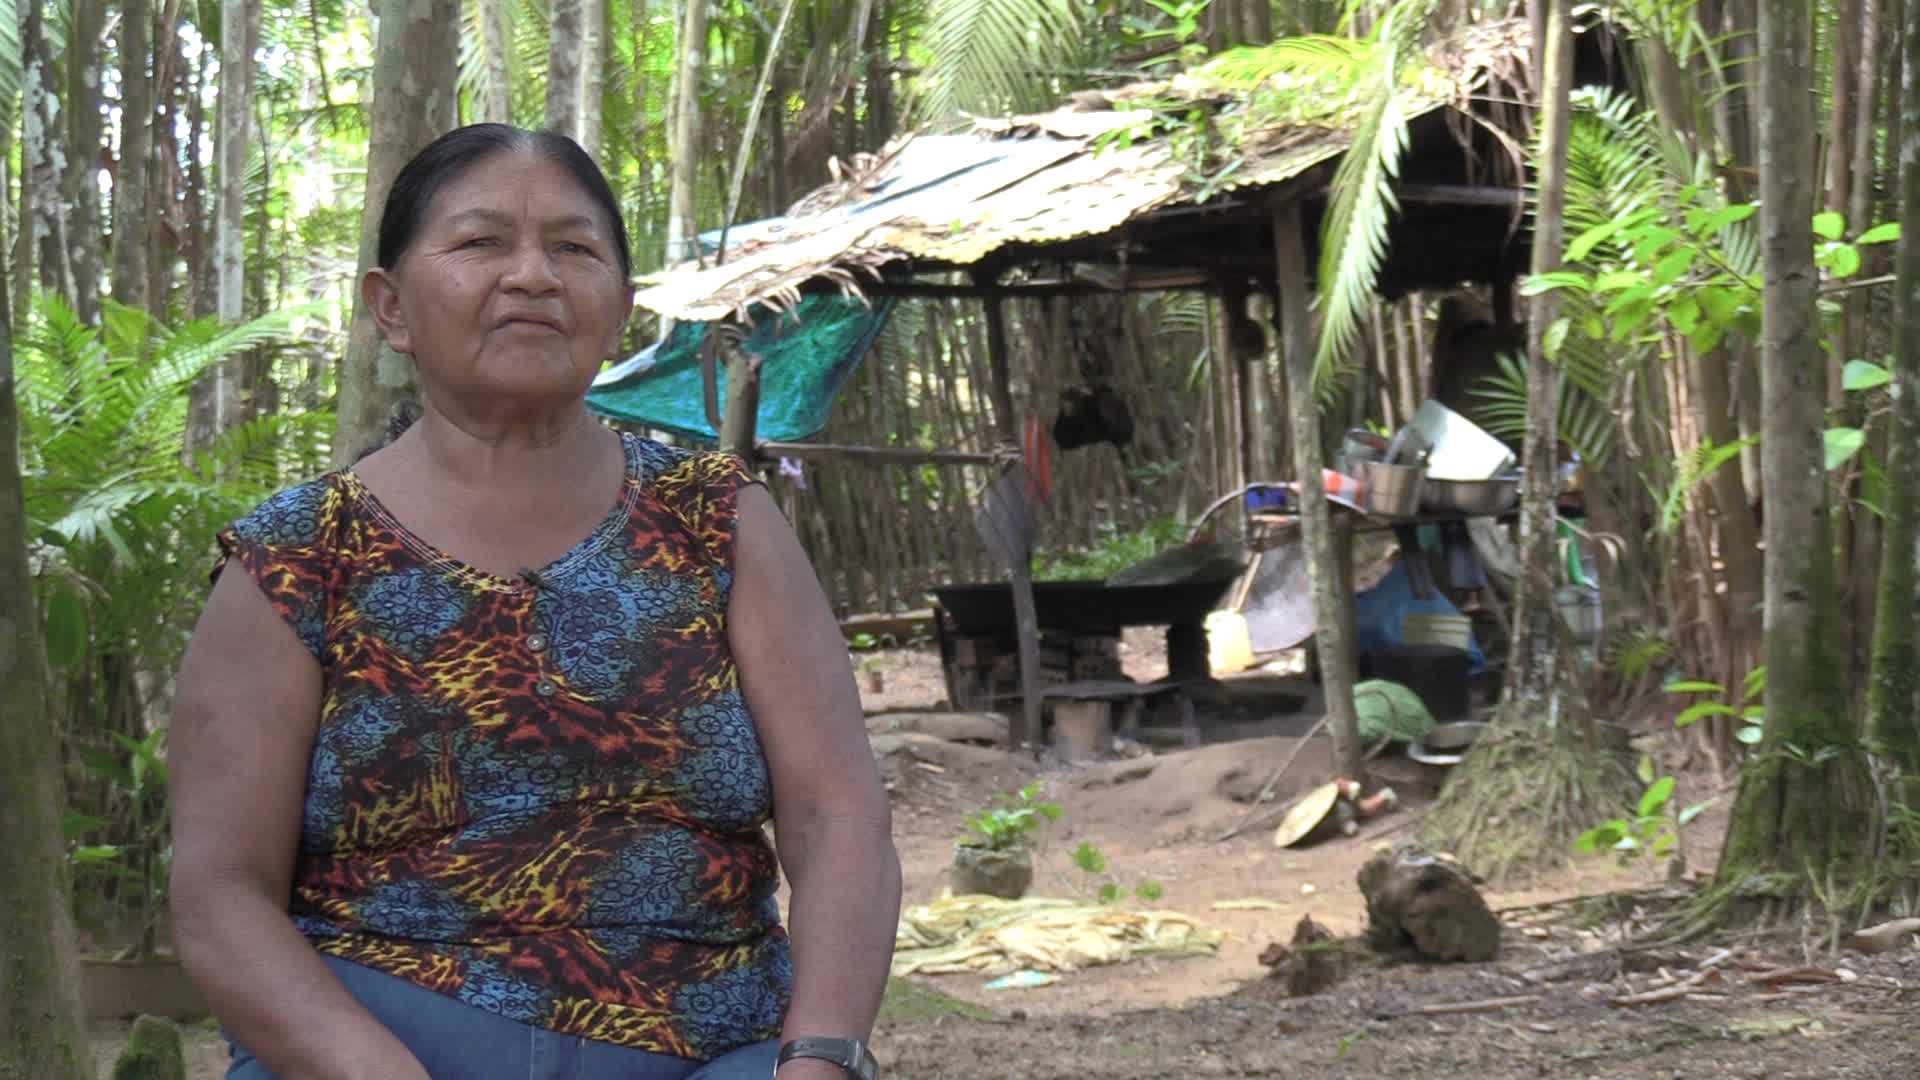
[458,236,496,249]
[559,241,596,256]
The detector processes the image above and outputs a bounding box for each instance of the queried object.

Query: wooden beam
[857,271,1212,300]
[1272,196,1364,785]
[973,269,1044,756]
[1395,183,1527,208]
[719,344,762,459]
[752,441,997,467]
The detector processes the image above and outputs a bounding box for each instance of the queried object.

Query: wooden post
[1272,197,1364,783]
[976,272,1044,754]
[719,341,763,459]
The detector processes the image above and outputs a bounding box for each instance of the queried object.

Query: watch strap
[776,1036,879,1080]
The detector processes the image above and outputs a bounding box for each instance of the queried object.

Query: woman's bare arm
[729,484,902,1079]
[170,568,430,1080]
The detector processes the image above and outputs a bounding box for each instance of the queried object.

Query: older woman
[169,125,901,1080]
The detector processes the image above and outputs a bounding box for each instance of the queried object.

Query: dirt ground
[93,630,1920,1077]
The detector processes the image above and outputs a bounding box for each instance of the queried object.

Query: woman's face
[365,150,633,415]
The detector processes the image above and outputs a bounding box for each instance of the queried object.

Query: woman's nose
[500,242,562,292]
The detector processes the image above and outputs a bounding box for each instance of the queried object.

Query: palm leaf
[1308,0,1439,400]
[911,0,1084,123]
[1470,349,1617,466]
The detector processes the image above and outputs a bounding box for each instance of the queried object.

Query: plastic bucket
[1206,610,1255,676]
[1556,586,1602,642]
[1403,613,1472,651]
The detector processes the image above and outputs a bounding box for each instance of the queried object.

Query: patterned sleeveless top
[214,434,791,1060]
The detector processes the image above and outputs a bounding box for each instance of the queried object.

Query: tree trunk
[665,0,710,266]
[1715,0,1873,902]
[1504,0,1573,735]
[1418,0,1632,883]
[64,0,107,323]
[1272,199,1362,784]
[193,0,261,453]
[480,0,513,123]
[546,0,585,144]
[111,0,154,316]
[1868,0,1920,790]
[0,282,92,1080]
[1688,346,1764,682]
[330,0,461,465]
[22,0,73,304]
[581,0,606,159]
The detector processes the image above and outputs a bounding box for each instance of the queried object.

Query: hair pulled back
[376,124,632,281]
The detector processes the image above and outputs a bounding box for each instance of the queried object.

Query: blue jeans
[227,955,780,1080]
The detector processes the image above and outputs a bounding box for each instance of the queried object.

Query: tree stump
[1256,914,1352,996]
[1357,842,1500,962]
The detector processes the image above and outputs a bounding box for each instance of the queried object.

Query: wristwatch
[775,1037,879,1080]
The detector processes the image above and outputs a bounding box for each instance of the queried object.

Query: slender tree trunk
[480,0,513,123]
[1272,200,1362,783]
[1869,0,1920,791]
[1507,0,1575,732]
[546,0,585,143]
[665,0,710,265]
[581,0,606,159]
[1715,0,1873,900]
[1689,345,1764,682]
[0,284,92,1080]
[186,46,214,319]
[197,0,260,450]
[22,0,72,303]
[64,0,107,322]
[330,0,461,464]
[111,0,153,316]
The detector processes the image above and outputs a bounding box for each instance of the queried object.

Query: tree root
[1418,714,1637,887]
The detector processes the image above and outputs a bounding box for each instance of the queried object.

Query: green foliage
[1665,667,1765,745]
[1031,513,1188,580]
[65,728,172,955]
[1575,760,1714,869]
[912,0,1087,123]
[1069,840,1165,903]
[111,1015,187,1080]
[959,781,1063,851]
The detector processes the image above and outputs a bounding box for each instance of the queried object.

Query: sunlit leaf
[1824,427,1866,471]
[1812,211,1846,240]
[1842,359,1892,391]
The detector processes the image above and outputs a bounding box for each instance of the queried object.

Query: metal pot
[1421,475,1520,515]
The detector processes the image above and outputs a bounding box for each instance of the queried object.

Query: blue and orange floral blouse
[214,433,790,1060]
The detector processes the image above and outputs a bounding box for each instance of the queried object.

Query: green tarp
[587,294,895,444]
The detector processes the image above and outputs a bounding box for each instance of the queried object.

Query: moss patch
[878,977,1000,1025]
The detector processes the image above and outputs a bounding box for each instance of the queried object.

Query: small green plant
[959,782,1062,851]
[1068,841,1166,904]
[65,728,172,956]
[1666,666,1765,745]
[1576,758,1714,870]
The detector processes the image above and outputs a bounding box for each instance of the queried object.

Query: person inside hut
[167,124,901,1080]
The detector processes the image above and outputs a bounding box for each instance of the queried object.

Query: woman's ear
[362,268,413,355]
[610,285,636,359]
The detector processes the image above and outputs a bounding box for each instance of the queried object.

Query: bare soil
[94,631,1920,1077]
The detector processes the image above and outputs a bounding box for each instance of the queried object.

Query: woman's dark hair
[376,124,632,280]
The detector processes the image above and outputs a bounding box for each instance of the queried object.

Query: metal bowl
[1407,720,1488,766]
[1421,475,1520,515]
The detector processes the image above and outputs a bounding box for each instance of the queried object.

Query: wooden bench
[1042,679,1198,760]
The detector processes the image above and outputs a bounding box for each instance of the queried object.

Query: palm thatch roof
[635,18,1554,322]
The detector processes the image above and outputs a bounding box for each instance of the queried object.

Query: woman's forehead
[426,152,608,228]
